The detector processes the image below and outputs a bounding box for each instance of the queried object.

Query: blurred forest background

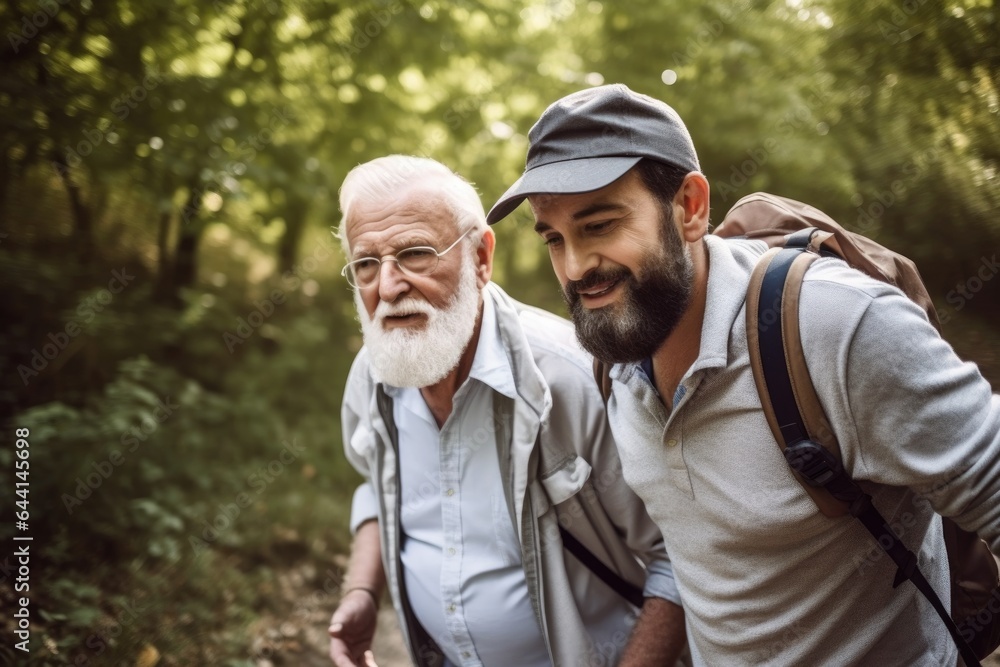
[0,0,998,664]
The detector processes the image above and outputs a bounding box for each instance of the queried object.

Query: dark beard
[564,215,694,364]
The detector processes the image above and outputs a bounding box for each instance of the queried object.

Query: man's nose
[377,259,410,302]
[563,242,599,283]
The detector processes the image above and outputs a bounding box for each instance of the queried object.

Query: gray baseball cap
[487,83,700,224]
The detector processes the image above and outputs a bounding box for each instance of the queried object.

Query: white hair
[336,155,488,258]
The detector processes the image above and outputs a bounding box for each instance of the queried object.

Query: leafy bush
[2,246,362,664]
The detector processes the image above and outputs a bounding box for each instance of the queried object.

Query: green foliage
[815,0,1000,285]
[1,227,362,662]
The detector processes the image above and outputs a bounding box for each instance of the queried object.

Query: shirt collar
[467,288,518,399]
[687,235,763,374]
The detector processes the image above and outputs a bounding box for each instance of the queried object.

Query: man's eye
[352,259,380,279]
[397,247,439,273]
[401,247,436,259]
[586,220,613,234]
[543,236,562,247]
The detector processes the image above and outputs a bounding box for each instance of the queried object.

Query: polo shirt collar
[687,234,760,374]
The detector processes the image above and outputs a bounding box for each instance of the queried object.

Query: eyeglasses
[341,228,474,289]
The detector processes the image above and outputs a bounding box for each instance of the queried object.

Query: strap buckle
[783,439,840,487]
[784,440,866,508]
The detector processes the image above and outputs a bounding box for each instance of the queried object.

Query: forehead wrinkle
[348,194,449,256]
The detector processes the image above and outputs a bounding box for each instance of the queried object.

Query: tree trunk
[0,148,10,239]
[173,229,201,289]
[278,197,308,273]
[173,182,204,289]
[166,13,246,292]
[52,158,93,265]
[153,208,175,303]
[157,16,248,300]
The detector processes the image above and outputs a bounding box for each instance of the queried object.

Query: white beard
[355,255,481,388]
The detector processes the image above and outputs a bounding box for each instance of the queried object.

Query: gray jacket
[342,282,679,667]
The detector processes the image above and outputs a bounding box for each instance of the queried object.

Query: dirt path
[245,556,409,667]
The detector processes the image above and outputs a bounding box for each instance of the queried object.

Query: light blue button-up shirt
[392,295,550,667]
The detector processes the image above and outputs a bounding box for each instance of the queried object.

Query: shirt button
[446,488,455,496]
[447,547,456,556]
[461,651,471,659]
[447,604,456,614]
[666,438,678,447]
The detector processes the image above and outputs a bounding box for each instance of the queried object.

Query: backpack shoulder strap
[745,233,986,666]
[745,230,849,518]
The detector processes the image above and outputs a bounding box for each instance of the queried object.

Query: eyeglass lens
[350,247,439,286]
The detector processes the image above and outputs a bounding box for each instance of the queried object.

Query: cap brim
[486,156,642,224]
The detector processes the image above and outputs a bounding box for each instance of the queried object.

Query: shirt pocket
[539,454,592,506]
[491,492,521,567]
[348,424,376,459]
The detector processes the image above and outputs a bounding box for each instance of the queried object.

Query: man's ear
[475,227,496,288]
[675,172,711,243]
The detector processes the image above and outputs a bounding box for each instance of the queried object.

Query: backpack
[593,192,1000,665]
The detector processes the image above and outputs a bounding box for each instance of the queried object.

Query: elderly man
[487,84,1000,665]
[328,155,686,667]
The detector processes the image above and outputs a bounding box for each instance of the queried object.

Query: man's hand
[329,589,379,666]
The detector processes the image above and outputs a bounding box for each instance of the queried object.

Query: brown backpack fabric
[713,193,941,330]
[592,192,1000,661]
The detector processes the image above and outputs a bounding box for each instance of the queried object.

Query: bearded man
[328,155,688,667]
[487,84,1000,665]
